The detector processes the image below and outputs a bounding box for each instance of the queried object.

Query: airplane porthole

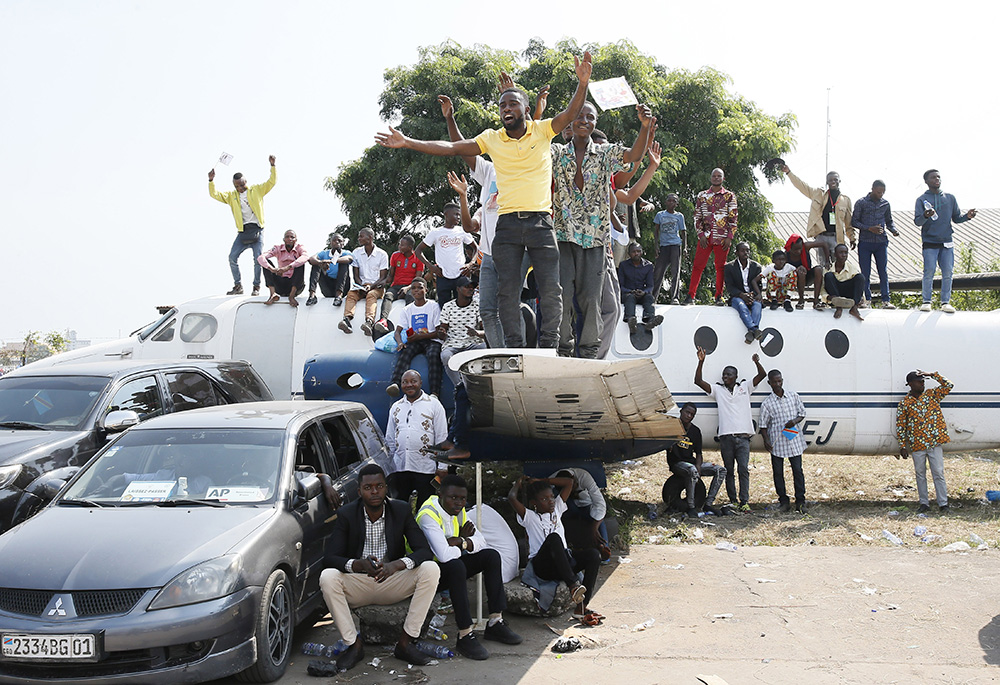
[759,328,783,357]
[825,329,850,359]
[694,326,718,354]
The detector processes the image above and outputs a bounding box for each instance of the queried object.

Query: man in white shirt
[549,467,610,557]
[341,228,389,336]
[387,278,443,399]
[416,475,522,661]
[694,347,765,512]
[437,276,486,460]
[385,370,448,506]
[417,203,476,307]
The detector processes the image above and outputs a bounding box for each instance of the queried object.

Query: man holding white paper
[758,369,807,513]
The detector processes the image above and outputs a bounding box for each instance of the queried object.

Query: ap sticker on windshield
[121,481,176,502]
[205,486,265,502]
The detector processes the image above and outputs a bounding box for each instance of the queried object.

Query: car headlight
[149,555,243,610]
[0,464,24,490]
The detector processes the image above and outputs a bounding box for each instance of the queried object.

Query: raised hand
[499,71,515,92]
[574,51,593,83]
[535,85,550,119]
[438,94,454,119]
[647,140,662,167]
[636,104,653,125]
[446,170,469,195]
[696,346,706,362]
[268,155,276,166]
[208,169,215,182]
[375,126,407,149]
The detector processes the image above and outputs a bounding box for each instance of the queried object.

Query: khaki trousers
[344,287,385,323]
[319,561,440,644]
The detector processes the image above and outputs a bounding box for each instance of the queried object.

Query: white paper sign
[121,481,176,502]
[588,77,638,111]
[218,152,234,166]
[206,486,266,502]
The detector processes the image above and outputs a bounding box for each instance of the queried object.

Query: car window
[62,428,285,504]
[106,376,163,422]
[164,372,226,412]
[319,416,364,475]
[350,411,394,475]
[294,424,330,475]
[215,364,272,402]
[0,375,110,430]
[179,314,218,343]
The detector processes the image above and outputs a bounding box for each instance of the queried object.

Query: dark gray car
[0,400,392,684]
[0,360,272,531]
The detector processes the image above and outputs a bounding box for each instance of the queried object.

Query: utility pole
[825,88,831,173]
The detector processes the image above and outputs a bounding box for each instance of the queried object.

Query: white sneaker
[940,303,956,313]
[919,303,932,312]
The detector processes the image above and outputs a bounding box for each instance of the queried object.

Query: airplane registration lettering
[801,420,837,447]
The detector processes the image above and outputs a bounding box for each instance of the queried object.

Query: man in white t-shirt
[437,276,486,459]
[693,346,765,512]
[341,228,389,336]
[386,278,443,399]
[417,203,476,308]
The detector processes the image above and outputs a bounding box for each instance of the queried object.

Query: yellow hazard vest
[412,496,467,559]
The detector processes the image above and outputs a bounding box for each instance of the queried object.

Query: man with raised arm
[376,52,594,349]
[780,162,855,269]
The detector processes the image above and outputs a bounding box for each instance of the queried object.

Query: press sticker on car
[205,486,266,502]
[120,481,176,502]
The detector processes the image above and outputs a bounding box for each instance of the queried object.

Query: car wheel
[237,569,293,683]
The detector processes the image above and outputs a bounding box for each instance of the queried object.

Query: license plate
[2,634,97,661]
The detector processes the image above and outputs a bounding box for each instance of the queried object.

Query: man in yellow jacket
[781,162,854,270]
[208,155,277,296]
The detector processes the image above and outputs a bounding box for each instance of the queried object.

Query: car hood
[0,505,278,590]
[0,430,87,464]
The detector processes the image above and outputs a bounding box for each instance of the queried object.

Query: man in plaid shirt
[896,370,953,513]
[758,369,808,513]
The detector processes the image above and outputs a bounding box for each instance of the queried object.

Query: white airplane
[30,294,1000,461]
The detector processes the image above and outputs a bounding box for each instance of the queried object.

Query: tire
[237,569,293,683]
[661,474,706,512]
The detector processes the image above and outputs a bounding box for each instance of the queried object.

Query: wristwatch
[460,537,468,551]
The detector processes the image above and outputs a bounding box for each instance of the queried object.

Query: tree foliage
[326,39,796,296]
[0,330,68,368]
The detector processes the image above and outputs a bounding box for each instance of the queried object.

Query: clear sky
[2,0,996,344]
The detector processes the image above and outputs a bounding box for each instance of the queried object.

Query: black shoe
[456,632,489,660]
[783,300,794,312]
[938,504,950,514]
[753,328,765,341]
[227,283,244,295]
[642,314,664,331]
[332,296,343,306]
[305,294,318,306]
[251,286,260,296]
[769,300,779,310]
[339,318,353,334]
[714,297,726,307]
[361,318,374,336]
[703,504,723,516]
[778,501,791,512]
[484,619,523,645]
[745,330,755,344]
[917,503,930,513]
[335,641,365,672]
[796,502,808,514]
[394,640,431,666]
[682,295,694,306]
[386,383,400,398]
[627,316,637,335]
[307,659,340,676]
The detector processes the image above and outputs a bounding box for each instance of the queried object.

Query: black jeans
[310,266,351,297]
[438,549,506,630]
[391,339,443,398]
[263,265,305,295]
[771,454,805,504]
[823,272,865,303]
[530,533,601,604]
[653,244,682,302]
[381,284,415,319]
[390,471,436,506]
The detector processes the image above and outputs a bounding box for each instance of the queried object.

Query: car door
[162,370,227,413]
[104,375,165,424]
[291,423,338,604]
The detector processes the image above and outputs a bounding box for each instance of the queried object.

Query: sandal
[570,583,587,605]
[795,301,805,310]
[572,611,603,626]
[814,301,827,311]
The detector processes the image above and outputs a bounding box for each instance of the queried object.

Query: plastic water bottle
[913,525,928,537]
[647,504,658,521]
[882,529,903,545]
[426,626,447,641]
[414,640,454,659]
[714,541,738,552]
[301,640,345,657]
[970,532,986,546]
[923,200,939,221]
[429,614,446,630]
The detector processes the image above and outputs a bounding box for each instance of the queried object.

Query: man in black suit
[724,241,764,344]
[319,464,440,671]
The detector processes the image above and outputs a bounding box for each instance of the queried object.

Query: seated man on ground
[306,232,352,306]
[258,229,310,306]
[761,249,797,312]
[723,241,764,343]
[823,243,865,321]
[386,278,443,399]
[416,475,522,661]
[549,467,611,559]
[508,475,603,625]
[617,242,664,334]
[319,464,440,672]
[668,402,727,517]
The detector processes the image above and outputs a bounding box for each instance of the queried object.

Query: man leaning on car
[319,463,440,672]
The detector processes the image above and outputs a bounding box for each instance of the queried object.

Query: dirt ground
[213,449,1000,685]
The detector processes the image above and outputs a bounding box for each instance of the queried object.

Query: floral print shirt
[694,187,738,245]
[551,141,628,248]
[895,373,953,451]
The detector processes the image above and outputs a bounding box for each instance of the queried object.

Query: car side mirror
[101,410,140,433]
[295,473,323,505]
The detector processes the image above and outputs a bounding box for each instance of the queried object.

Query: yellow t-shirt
[475,118,556,215]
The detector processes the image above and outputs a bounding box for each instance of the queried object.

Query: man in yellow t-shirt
[375,52,593,349]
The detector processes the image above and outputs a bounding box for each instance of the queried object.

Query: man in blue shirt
[852,181,899,309]
[617,242,663,334]
[306,233,353,306]
[914,170,977,313]
[652,193,686,305]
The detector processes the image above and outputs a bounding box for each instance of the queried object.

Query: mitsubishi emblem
[42,595,75,619]
[48,598,66,617]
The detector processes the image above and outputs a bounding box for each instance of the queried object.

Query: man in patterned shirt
[896,370,953,513]
[551,102,654,357]
[685,168,738,306]
[385,370,448,507]
[758,369,808,513]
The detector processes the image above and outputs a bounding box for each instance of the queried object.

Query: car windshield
[62,428,286,505]
[0,376,110,430]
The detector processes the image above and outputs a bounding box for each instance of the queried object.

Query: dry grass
[603,448,1000,550]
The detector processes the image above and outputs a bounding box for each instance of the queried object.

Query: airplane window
[758,328,784,357]
[693,326,718,354]
[825,329,850,359]
[150,321,175,342]
[179,314,218,343]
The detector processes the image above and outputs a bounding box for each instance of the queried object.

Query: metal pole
[475,461,484,628]
[825,88,831,173]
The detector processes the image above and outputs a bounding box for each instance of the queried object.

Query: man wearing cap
[896,370,953,513]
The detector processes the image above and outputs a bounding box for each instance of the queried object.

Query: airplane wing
[456,350,685,442]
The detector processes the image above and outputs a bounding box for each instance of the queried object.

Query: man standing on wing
[376,51,595,349]
[780,162,855,269]
[685,168,737,306]
[914,170,976,313]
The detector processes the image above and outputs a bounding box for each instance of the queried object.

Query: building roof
[768,208,1000,280]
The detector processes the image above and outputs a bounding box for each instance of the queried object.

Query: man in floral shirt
[552,102,654,357]
[896,370,953,513]
[685,169,738,306]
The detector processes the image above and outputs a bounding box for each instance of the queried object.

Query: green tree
[0,330,69,367]
[326,39,796,301]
